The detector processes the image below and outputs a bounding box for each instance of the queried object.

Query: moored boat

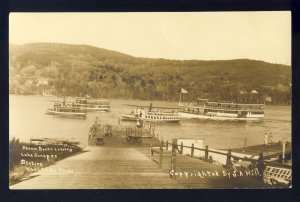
[179,98,265,121]
[121,113,140,121]
[121,104,181,123]
[72,97,110,112]
[142,111,181,123]
[46,103,87,117]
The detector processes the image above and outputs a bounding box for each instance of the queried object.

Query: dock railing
[150,140,291,178]
[123,127,155,138]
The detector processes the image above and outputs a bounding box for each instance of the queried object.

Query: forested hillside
[9,43,291,104]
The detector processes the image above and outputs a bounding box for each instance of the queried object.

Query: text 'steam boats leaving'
[121,104,181,123]
[72,97,110,112]
[179,98,265,121]
[46,103,87,117]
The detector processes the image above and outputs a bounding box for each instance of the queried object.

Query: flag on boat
[181,88,188,94]
[266,95,272,102]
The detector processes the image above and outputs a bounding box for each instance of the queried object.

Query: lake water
[9,95,291,149]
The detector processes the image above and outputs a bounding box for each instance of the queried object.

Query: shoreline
[8,94,292,107]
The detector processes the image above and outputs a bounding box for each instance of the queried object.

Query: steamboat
[179,98,264,121]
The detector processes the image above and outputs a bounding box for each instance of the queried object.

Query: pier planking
[11,144,269,189]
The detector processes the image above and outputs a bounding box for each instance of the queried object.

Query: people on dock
[264,133,273,146]
[257,152,266,181]
[264,133,268,145]
[268,133,273,145]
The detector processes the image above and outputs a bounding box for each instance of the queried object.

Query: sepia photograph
[9,12,291,189]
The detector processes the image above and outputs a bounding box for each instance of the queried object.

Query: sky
[9,12,291,65]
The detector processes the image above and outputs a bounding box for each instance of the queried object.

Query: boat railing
[55,106,87,113]
[181,104,264,111]
[147,111,178,116]
[75,98,110,105]
[87,101,110,105]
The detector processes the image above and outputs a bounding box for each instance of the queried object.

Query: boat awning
[123,104,181,109]
[197,98,209,101]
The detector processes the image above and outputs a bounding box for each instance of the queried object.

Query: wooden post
[191,143,194,157]
[166,140,168,151]
[159,144,163,169]
[226,149,232,168]
[172,139,177,153]
[205,145,209,161]
[180,142,183,154]
[282,142,286,164]
[171,139,177,180]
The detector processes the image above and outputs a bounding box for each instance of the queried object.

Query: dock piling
[205,145,209,161]
[180,142,183,154]
[226,149,232,169]
[159,144,163,169]
[191,143,194,157]
[282,142,286,164]
[171,139,177,180]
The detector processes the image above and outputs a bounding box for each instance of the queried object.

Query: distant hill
[9,43,291,104]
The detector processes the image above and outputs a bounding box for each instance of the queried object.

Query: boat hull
[121,114,139,121]
[178,112,263,121]
[121,114,181,123]
[141,118,180,123]
[46,110,87,117]
[85,107,110,112]
[141,115,181,123]
[72,105,110,112]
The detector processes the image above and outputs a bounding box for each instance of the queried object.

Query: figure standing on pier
[264,133,268,146]
[268,133,273,145]
[257,152,266,180]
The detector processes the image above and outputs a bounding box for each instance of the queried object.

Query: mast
[179,91,182,106]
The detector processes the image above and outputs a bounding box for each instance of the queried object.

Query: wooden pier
[10,123,290,189]
[231,142,291,158]
[10,140,274,189]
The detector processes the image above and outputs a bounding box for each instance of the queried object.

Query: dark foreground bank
[9,138,82,185]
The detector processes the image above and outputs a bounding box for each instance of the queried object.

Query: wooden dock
[11,145,269,189]
[231,142,291,157]
[10,123,286,189]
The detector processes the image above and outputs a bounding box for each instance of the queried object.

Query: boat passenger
[264,133,268,145]
[137,119,141,128]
